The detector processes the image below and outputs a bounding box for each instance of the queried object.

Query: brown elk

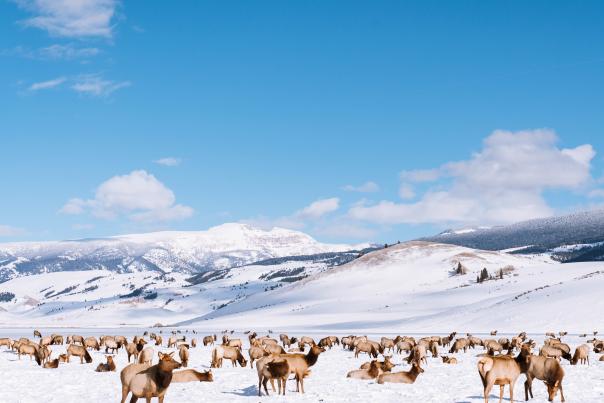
[259,358,290,396]
[139,347,154,365]
[67,335,84,345]
[35,344,52,365]
[226,338,242,349]
[249,346,269,369]
[355,340,382,358]
[17,342,38,360]
[571,344,590,365]
[211,345,247,368]
[203,335,215,346]
[0,337,13,349]
[190,338,197,348]
[120,351,182,403]
[441,356,458,364]
[126,338,147,363]
[348,360,383,380]
[172,369,213,383]
[298,336,316,350]
[67,344,93,364]
[271,344,325,393]
[84,336,100,351]
[377,361,424,384]
[279,334,297,348]
[95,355,116,372]
[179,344,189,367]
[43,358,59,368]
[360,355,395,372]
[450,338,469,353]
[518,345,565,402]
[477,354,522,403]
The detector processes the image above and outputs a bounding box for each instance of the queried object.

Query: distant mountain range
[0,223,370,282]
[422,209,604,262]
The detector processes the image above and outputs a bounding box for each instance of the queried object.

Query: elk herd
[0,328,602,402]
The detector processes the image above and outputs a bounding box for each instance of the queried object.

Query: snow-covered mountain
[0,223,369,282]
[422,209,604,261]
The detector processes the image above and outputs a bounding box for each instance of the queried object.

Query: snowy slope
[0,223,368,282]
[180,241,604,333]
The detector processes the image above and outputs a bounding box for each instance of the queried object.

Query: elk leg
[509,382,515,403]
[559,383,565,402]
[129,396,138,403]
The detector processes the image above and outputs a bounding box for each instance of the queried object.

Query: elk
[35,344,52,365]
[126,338,147,363]
[211,345,247,368]
[407,344,427,366]
[450,338,469,353]
[571,344,590,365]
[51,334,64,345]
[179,344,189,367]
[259,358,290,396]
[67,335,84,345]
[120,351,182,403]
[348,360,383,380]
[84,336,100,351]
[442,356,458,364]
[477,354,522,403]
[190,338,197,348]
[249,346,269,369]
[280,334,297,348]
[319,337,333,349]
[226,338,242,349]
[43,358,59,368]
[264,343,285,355]
[0,337,13,349]
[518,345,565,402]
[139,347,154,365]
[17,342,38,360]
[66,344,93,364]
[360,355,395,372]
[396,340,414,354]
[298,336,316,350]
[101,336,119,354]
[95,355,116,372]
[272,344,325,393]
[377,360,424,384]
[172,369,213,383]
[203,335,215,346]
[33,330,42,338]
[355,340,382,358]
[491,330,498,336]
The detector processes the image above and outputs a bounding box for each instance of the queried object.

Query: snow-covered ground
[0,329,602,402]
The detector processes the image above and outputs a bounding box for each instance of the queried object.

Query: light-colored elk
[377,361,424,384]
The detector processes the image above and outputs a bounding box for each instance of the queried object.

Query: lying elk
[95,355,116,372]
[120,352,181,403]
[43,358,59,369]
[360,355,395,372]
[172,369,213,383]
[348,360,383,380]
[442,356,457,364]
[377,360,424,384]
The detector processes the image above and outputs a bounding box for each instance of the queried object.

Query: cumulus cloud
[28,76,66,91]
[15,0,120,38]
[342,181,380,193]
[71,74,130,97]
[59,170,194,223]
[295,198,340,220]
[0,225,26,237]
[154,157,181,167]
[350,129,595,226]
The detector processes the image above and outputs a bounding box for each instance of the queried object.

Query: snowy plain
[0,329,603,403]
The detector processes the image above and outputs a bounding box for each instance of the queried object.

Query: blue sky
[1,0,603,244]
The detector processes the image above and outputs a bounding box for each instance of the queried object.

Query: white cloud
[0,225,26,237]
[39,43,100,60]
[350,129,595,226]
[28,76,66,91]
[342,181,380,193]
[15,0,119,38]
[295,198,340,220]
[154,157,181,167]
[398,183,415,200]
[589,189,604,199]
[59,170,194,223]
[71,74,130,97]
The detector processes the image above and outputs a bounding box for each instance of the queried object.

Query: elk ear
[168,352,175,357]
[554,380,559,387]
[158,352,164,359]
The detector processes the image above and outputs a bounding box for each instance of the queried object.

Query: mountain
[421,209,604,261]
[0,223,369,282]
